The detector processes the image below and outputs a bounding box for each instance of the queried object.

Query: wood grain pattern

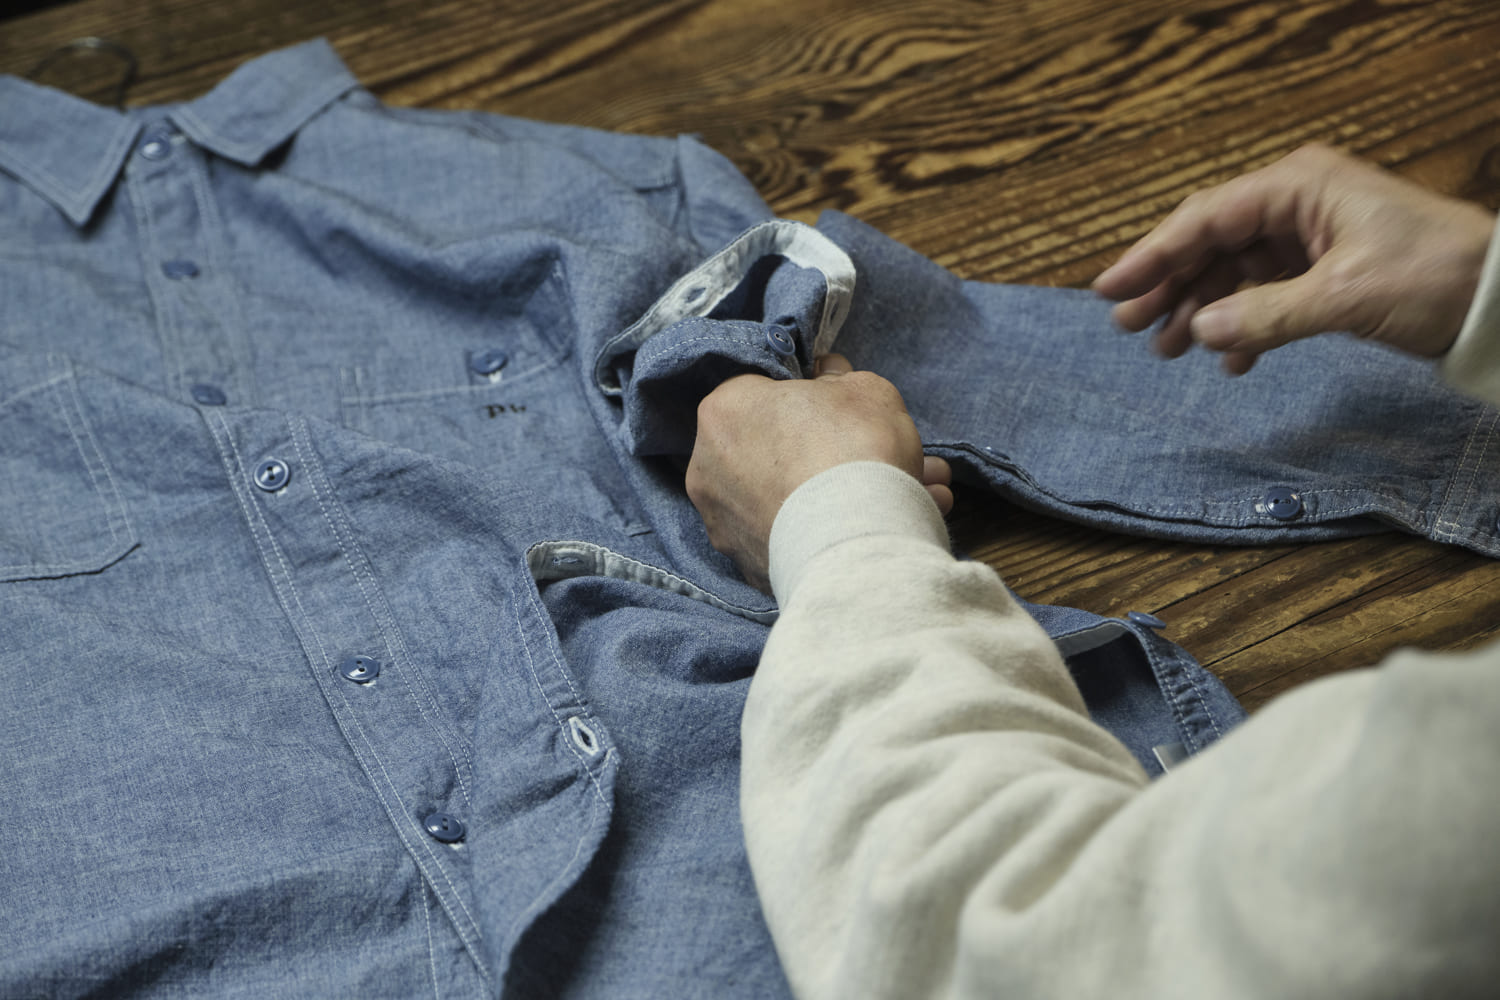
[3,0,1498,713]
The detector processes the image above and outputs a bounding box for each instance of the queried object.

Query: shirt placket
[202,407,493,991]
[125,120,255,410]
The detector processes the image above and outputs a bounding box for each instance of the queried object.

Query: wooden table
[5,0,1498,712]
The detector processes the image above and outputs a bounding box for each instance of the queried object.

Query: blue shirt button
[765,323,797,359]
[469,348,509,376]
[162,260,200,280]
[253,458,290,492]
[1263,486,1304,521]
[339,655,380,683]
[423,812,465,843]
[1127,611,1167,630]
[190,383,227,406]
[139,131,172,160]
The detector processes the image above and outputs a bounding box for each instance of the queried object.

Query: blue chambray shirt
[1,38,1492,997]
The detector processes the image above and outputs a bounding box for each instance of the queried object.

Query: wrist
[768,461,950,603]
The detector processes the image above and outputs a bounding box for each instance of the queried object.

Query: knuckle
[1178,189,1210,214]
[1183,185,1211,205]
[1284,142,1348,180]
[700,374,765,415]
[697,380,744,426]
[695,388,724,424]
[847,369,900,401]
[1287,142,1333,166]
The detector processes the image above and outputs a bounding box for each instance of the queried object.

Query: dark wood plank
[3,0,1497,713]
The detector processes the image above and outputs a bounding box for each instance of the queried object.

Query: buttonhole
[685,286,706,305]
[569,716,600,756]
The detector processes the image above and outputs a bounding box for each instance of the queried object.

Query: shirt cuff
[768,460,950,603]
[1442,214,1500,406]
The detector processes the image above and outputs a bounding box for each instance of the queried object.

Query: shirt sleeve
[742,277,1500,998]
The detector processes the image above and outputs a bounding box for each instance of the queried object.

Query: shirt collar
[0,38,358,227]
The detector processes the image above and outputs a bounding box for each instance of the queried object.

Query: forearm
[743,463,1500,998]
[744,463,1147,997]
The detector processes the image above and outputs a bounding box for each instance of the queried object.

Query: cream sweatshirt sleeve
[740,219,1500,1000]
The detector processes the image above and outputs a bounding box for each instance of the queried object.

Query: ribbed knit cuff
[768,461,950,603]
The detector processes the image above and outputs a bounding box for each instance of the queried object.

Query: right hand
[1093,143,1496,373]
[686,353,952,594]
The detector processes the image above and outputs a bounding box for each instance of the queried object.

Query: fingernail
[1190,307,1240,348]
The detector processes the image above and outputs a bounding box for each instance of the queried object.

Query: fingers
[1188,251,1362,356]
[1094,144,1402,372]
[1115,239,1290,348]
[690,357,946,591]
[1096,156,1314,305]
[921,455,955,515]
[1149,255,1244,359]
[812,356,955,513]
[925,484,955,516]
[922,455,951,488]
[1220,349,1258,376]
[1095,147,1335,352]
[814,353,854,376]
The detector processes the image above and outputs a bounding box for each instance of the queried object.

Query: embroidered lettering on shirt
[483,403,528,418]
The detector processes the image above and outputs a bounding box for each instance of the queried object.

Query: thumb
[1189,255,1366,356]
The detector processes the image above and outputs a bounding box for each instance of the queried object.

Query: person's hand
[686,354,953,593]
[1094,143,1496,374]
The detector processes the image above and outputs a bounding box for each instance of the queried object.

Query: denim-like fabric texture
[816,211,1500,556]
[17,37,1477,997]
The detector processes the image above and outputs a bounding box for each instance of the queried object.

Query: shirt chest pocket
[0,352,137,582]
[334,248,576,453]
[331,253,649,533]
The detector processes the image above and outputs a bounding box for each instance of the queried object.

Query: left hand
[1092,144,1495,373]
[686,354,953,593]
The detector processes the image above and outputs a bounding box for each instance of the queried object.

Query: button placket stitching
[125,129,255,409]
[181,135,259,409]
[289,420,477,806]
[125,142,191,408]
[502,585,617,943]
[205,413,492,986]
[513,578,611,806]
[421,882,442,1000]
